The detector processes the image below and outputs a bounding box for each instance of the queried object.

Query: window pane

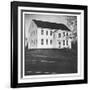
[66,32,68,36]
[58,33,61,38]
[46,39,48,45]
[67,40,68,45]
[50,31,52,36]
[59,42,61,45]
[41,39,44,45]
[63,40,65,45]
[41,30,44,35]
[46,31,48,35]
[63,32,65,37]
[50,40,52,44]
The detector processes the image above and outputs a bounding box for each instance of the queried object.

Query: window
[66,32,68,36]
[50,40,52,45]
[50,31,52,36]
[41,39,44,45]
[58,33,61,38]
[46,31,48,35]
[34,40,36,45]
[66,40,68,45]
[63,40,65,45]
[36,40,37,44]
[41,30,44,35]
[63,32,65,37]
[33,40,35,45]
[59,42,61,45]
[31,40,33,45]
[46,39,48,45]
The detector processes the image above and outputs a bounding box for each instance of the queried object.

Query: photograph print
[25,14,77,76]
[11,1,87,88]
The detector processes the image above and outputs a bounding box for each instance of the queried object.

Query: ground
[25,44,77,76]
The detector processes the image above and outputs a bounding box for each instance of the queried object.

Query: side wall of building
[55,30,72,49]
[28,21,38,49]
[37,28,54,49]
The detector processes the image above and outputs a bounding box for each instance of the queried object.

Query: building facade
[27,20,72,49]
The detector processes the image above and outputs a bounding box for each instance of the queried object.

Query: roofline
[33,19,71,31]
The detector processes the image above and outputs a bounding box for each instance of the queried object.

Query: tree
[66,16,77,43]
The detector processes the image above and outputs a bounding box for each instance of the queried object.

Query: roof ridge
[33,19,65,25]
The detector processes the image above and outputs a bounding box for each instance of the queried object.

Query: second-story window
[46,31,48,35]
[63,32,65,37]
[66,32,68,36]
[58,33,61,38]
[50,31,52,36]
[41,30,44,35]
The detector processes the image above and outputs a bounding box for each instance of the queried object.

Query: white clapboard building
[27,20,72,49]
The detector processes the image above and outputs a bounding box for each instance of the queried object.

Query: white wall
[0,0,89,90]
[37,28,54,48]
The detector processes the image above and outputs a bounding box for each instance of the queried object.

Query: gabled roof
[33,19,70,31]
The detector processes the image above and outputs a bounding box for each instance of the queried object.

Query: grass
[25,44,77,76]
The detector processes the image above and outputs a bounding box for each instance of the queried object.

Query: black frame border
[11,1,88,88]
